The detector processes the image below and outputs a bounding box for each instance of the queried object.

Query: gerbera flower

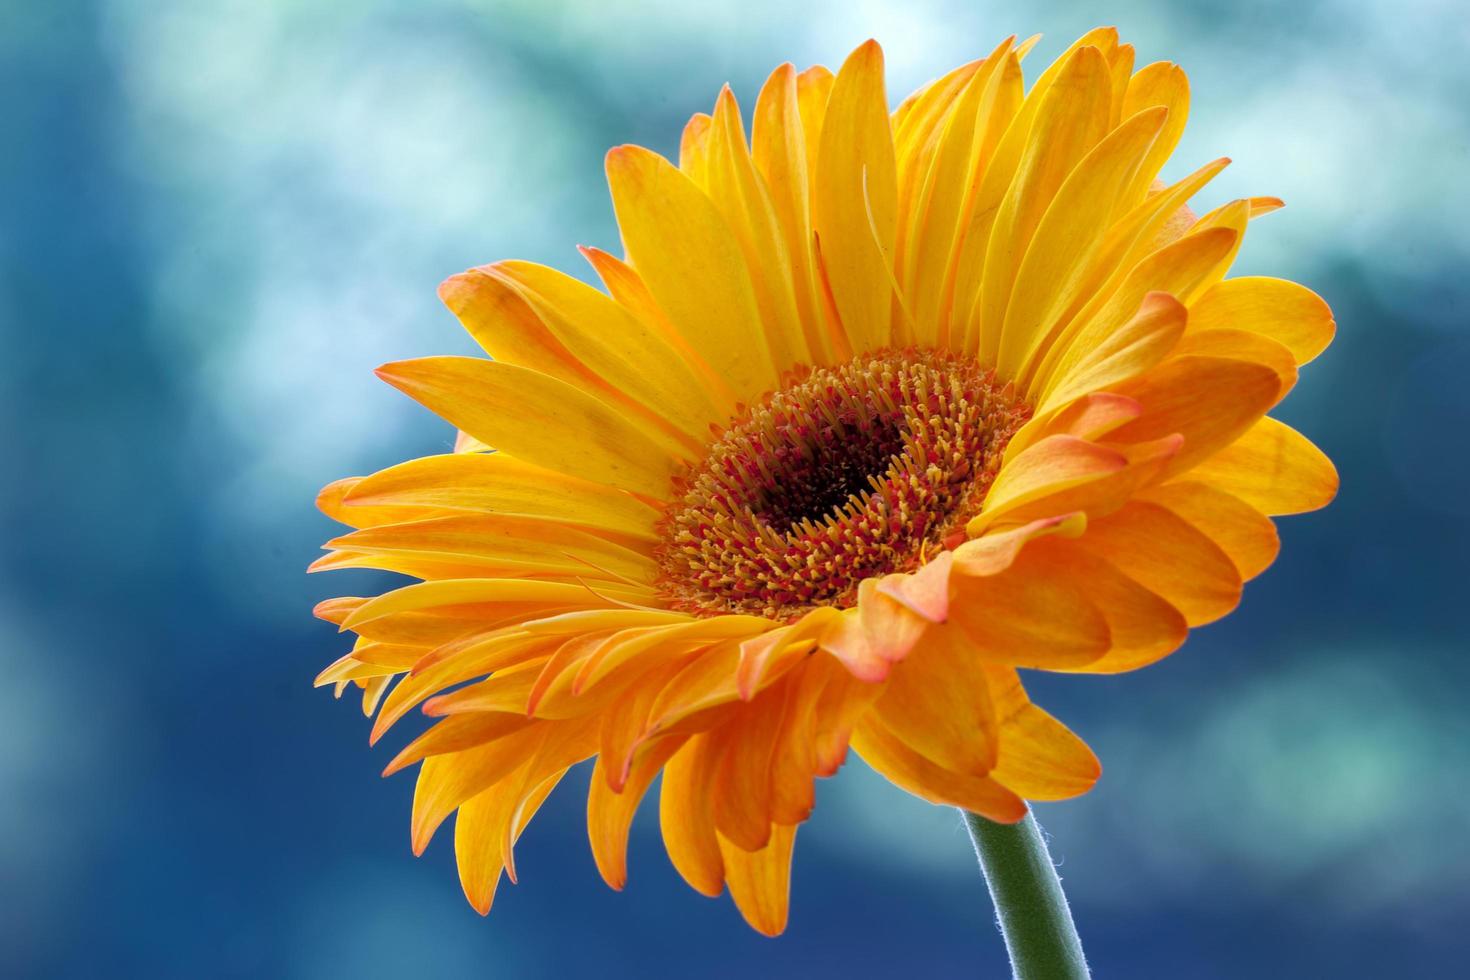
[313,27,1336,936]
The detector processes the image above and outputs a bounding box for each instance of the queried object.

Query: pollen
[655,349,1031,619]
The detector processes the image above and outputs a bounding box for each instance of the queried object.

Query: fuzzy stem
[962,808,1089,979]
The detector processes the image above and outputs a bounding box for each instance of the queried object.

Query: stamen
[655,349,1030,620]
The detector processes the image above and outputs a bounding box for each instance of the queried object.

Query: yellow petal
[814,40,898,354]
[678,112,713,187]
[794,65,835,190]
[973,44,1112,364]
[1187,416,1339,515]
[942,52,1025,347]
[1034,225,1238,399]
[487,260,723,444]
[1188,276,1335,365]
[903,38,1018,345]
[752,62,835,365]
[1038,290,1187,415]
[324,513,656,584]
[1180,198,1252,302]
[376,356,681,498]
[340,578,632,632]
[606,144,779,400]
[997,105,1169,381]
[1118,61,1190,205]
[577,244,740,412]
[705,86,809,373]
[437,269,599,388]
[343,452,660,540]
[1019,156,1231,393]
[316,476,444,529]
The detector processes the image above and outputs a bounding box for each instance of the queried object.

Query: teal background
[4,0,1468,976]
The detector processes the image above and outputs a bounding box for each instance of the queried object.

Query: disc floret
[656,349,1031,619]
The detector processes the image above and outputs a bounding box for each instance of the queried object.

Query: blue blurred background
[4,0,1468,976]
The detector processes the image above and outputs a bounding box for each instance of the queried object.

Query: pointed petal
[719,822,797,937]
[814,40,898,354]
[376,357,681,498]
[852,716,1026,821]
[1186,416,1338,515]
[606,145,779,399]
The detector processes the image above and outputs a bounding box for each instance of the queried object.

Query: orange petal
[978,434,1127,523]
[949,552,1112,669]
[1108,354,1283,477]
[1074,499,1244,626]
[951,512,1088,576]
[659,733,725,897]
[383,712,532,778]
[587,735,687,890]
[1005,392,1143,459]
[719,822,798,937]
[817,579,928,681]
[1141,480,1280,580]
[851,716,1026,822]
[1172,327,1298,405]
[737,606,839,700]
[453,761,564,913]
[410,723,550,855]
[1026,538,1189,674]
[985,669,1101,801]
[866,624,1000,775]
[875,551,954,622]
[711,684,791,851]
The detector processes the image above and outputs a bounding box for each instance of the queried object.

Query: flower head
[314,28,1337,935]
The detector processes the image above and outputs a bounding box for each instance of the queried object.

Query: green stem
[962,808,1090,980]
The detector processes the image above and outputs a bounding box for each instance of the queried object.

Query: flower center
[655,349,1031,620]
